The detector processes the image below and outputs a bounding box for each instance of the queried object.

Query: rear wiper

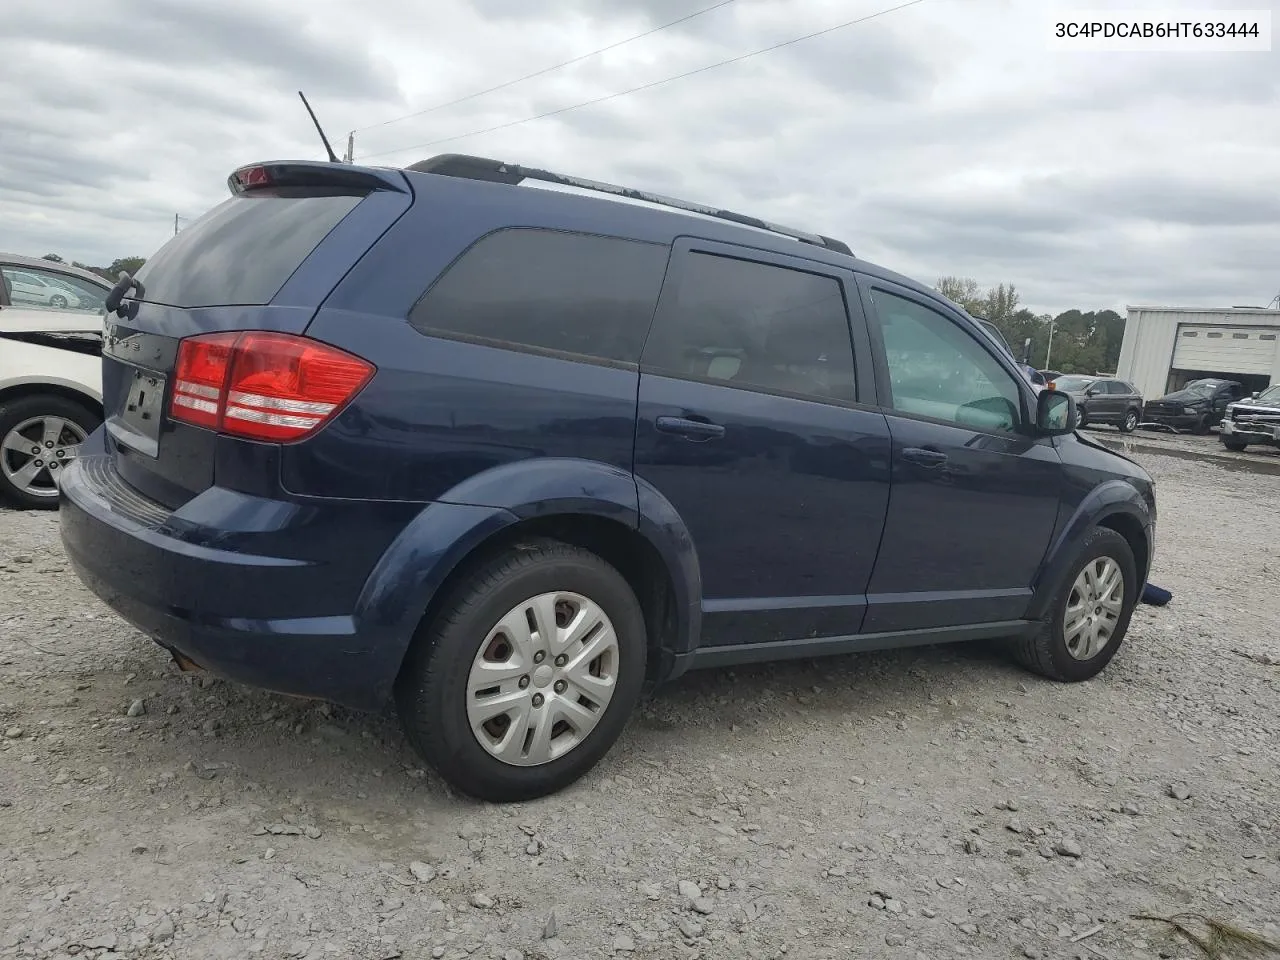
[104,271,139,316]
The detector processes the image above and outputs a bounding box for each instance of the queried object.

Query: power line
[353,0,738,135]
[360,0,931,162]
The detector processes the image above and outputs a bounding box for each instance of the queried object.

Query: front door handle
[655,415,725,441]
[902,446,948,467]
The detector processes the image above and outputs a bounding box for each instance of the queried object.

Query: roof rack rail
[405,154,853,257]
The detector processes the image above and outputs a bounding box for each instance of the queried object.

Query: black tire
[1221,437,1248,452]
[1076,409,1088,429]
[1119,408,1139,433]
[0,394,101,510]
[48,294,68,309]
[394,539,647,802]
[1012,527,1137,682]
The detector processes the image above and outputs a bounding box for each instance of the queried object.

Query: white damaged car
[1,255,108,509]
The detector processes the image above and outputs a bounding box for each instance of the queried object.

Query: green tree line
[936,276,1125,375]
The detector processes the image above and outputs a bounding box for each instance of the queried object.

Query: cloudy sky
[3,0,1276,314]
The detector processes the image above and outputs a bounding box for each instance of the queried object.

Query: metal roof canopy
[407,154,853,257]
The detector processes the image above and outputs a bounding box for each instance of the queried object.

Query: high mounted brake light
[170,332,374,442]
[226,161,409,196]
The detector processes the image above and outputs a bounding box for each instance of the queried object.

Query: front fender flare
[1027,479,1153,621]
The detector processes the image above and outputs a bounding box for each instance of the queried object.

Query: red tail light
[169,332,374,442]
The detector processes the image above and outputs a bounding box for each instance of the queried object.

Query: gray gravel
[2,450,1278,960]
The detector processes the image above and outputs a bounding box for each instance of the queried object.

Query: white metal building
[1115,306,1280,399]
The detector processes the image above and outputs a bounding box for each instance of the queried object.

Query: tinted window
[1118,382,1136,394]
[1054,375,1096,392]
[410,228,669,364]
[1103,380,1126,395]
[133,189,363,308]
[643,252,856,401]
[0,264,107,315]
[872,290,1022,432]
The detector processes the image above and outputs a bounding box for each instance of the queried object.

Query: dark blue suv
[59,155,1156,801]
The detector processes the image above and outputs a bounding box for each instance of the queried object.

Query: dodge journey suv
[60,155,1156,802]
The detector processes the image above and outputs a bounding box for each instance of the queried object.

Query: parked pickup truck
[1220,385,1280,452]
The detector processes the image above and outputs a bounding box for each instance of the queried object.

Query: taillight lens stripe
[224,406,324,430]
[226,390,335,415]
[176,380,222,400]
[173,394,220,416]
[167,332,374,443]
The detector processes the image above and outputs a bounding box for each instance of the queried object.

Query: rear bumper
[58,447,420,710]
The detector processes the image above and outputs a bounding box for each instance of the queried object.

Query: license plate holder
[110,368,167,458]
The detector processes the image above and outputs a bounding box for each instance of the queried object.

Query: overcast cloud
[1,0,1276,313]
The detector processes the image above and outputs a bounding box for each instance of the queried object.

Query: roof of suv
[395,154,952,312]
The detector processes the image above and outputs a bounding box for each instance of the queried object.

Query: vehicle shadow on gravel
[134,637,1027,806]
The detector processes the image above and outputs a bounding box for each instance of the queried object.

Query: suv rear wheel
[395,540,647,802]
[0,394,101,510]
[1012,526,1137,682]
[1119,409,1139,433]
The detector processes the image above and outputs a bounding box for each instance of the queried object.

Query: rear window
[133,189,363,308]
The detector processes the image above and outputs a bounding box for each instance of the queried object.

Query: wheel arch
[1027,482,1153,621]
[0,381,103,417]
[355,458,703,703]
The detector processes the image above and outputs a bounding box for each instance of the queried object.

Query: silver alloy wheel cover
[466,591,620,766]
[1124,410,1138,429]
[1063,556,1124,660]
[0,416,87,499]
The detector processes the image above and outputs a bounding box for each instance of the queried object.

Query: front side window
[410,228,669,364]
[643,252,856,402]
[872,289,1023,432]
[0,265,107,314]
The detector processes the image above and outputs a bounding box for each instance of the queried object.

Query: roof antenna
[298,91,341,163]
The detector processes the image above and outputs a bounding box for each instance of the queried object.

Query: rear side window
[410,228,669,364]
[643,252,856,402]
[133,189,364,308]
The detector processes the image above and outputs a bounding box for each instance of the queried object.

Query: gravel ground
[2,451,1278,960]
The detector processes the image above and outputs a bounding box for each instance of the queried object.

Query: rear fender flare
[355,458,702,696]
[1026,480,1152,621]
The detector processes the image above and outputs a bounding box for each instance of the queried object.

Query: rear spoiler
[227,161,409,196]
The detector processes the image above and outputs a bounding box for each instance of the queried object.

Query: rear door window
[0,264,107,315]
[133,189,364,308]
[410,227,669,364]
[642,251,857,402]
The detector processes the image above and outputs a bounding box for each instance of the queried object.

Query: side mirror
[1251,392,1260,399]
[1021,337,1033,365]
[1036,389,1077,435]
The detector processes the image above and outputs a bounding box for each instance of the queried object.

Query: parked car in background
[1142,378,1247,433]
[1051,375,1144,432]
[0,255,108,314]
[59,154,1155,802]
[1040,370,1065,383]
[0,276,105,507]
[1219,384,1280,452]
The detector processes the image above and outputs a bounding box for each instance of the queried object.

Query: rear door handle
[902,446,948,467]
[655,415,725,441]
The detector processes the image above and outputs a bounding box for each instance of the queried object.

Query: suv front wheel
[1013,526,1137,682]
[395,540,647,802]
